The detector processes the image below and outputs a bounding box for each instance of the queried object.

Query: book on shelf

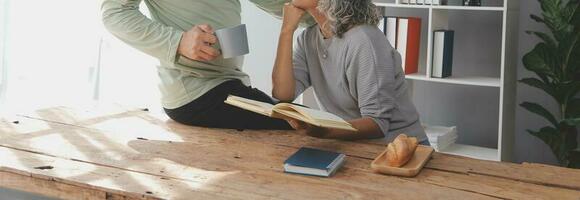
[384,16,398,48]
[224,95,357,131]
[402,0,434,4]
[432,30,454,78]
[464,0,482,6]
[424,125,458,152]
[284,147,346,177]
[397,17,421,75]
[378,17,385,34]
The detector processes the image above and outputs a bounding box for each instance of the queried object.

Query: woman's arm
[287,118,383,140]
[326,118,384,140]
[272,4,305,102]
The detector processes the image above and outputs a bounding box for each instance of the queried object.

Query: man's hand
[178,24,220,62]
[287,119,329,139]
[281,3,306,34]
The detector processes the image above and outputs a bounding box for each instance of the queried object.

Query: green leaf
[563,0,579,23]
[526,31,557,48]
[565,0,580,28]
[558,32,579,76]
[520,78,559,101]
[540,0,573,41]
[563,33,580,77]
[528,126,564,161]
[563,118,580,125]
[531,14,546,24]
[523,43,558,78]
[521,102,559,126]
[557,81,580,103]
[539,0,561,18]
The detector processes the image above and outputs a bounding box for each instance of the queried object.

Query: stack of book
[380,16,422,75]
[400,0,447,5]
[424,125,458,151]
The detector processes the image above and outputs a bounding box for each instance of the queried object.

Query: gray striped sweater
[292,24,427,142]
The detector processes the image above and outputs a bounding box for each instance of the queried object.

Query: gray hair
[317,0,381,38]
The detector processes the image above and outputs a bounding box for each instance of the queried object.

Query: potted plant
[521,0,580,168]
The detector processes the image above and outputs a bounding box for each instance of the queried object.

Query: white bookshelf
[375,0,519,161]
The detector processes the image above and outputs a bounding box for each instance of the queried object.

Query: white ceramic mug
[214,24,249,59]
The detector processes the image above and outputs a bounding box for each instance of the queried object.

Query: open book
[224,95,357,131]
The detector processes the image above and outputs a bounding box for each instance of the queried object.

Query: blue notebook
[284,147,346,177]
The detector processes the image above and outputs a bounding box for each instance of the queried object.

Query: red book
[396,17,421,74]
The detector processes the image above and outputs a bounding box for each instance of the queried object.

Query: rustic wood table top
[0,105,579,200]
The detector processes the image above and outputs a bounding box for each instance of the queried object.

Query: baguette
[386,134,418,167]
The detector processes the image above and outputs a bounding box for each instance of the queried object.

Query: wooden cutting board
[371,145,434,177]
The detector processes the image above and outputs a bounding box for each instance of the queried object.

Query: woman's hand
[287,119,329,139]
[281,3,306,33]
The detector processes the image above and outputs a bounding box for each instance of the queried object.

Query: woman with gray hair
[272,0,427,142]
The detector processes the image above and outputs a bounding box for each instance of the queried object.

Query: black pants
[164,80,292,130]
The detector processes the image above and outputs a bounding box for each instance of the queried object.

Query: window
[0,0,7,104]
[0,0,160,112]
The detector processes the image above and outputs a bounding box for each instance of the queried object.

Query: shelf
[374,2,505,11]
[374,2,430,9]
[405,74,501,88]
[431,5,505,11]
[438,143,498,161]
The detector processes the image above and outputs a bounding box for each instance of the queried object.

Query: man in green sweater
[102,0,304,130]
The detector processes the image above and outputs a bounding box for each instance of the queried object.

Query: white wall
[240,1,283,94]
[241,1,310,104]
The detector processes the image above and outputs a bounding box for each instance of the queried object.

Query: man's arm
[101,0,219,63]
[101,0,183,63]
[249,0,316,26]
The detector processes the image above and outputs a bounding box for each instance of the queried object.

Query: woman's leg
[164,80,292,130]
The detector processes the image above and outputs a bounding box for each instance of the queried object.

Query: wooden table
[0,105,579,200]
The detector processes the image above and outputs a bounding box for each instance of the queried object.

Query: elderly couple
[102,0,427,143]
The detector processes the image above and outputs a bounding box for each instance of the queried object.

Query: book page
[224,95,274,116]
[274,104,356,131]
[291,106,346,122]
